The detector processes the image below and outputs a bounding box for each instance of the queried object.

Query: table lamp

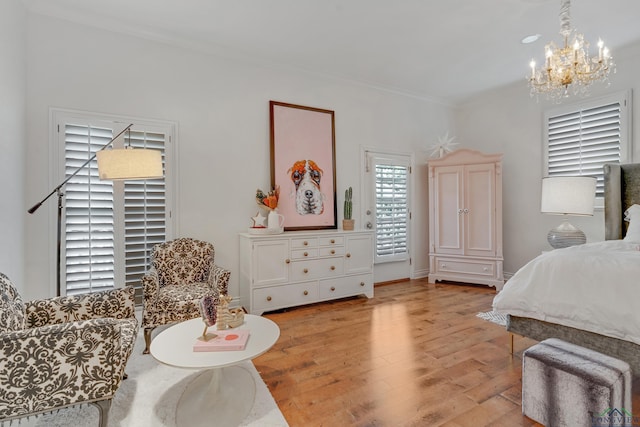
[541,176,596,249]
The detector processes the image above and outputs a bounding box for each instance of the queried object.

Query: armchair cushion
[153,238,214,287]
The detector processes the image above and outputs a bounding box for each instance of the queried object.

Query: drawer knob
[441,263,447,268]
[304,251,308,257]
[330,239,335,244]
[303,290,309,296]
[285,259,290,264]
[303,268,309,273]
[330,249,335,254]
[266,296,272,301]
[330,265,335,270]
[360,282,365,287]
[331,286,336,291]
[303,241,308,246]
[483,267,489,271]
[346,253,351,258]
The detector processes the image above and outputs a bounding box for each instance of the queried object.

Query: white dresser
[239,230,374,315]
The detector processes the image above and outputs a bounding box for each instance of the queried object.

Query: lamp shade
[96,148,163,180]
[541,176,596,216]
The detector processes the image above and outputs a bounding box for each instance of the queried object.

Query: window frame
[543,89,632,209]
[50,109,176,295]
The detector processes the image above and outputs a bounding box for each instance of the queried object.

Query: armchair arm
[25,286,136,329]
[0,318,130,420]
[141,268,160,304]
[211,265,230,295]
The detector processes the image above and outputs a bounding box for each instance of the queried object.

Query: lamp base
[547,219,586,249]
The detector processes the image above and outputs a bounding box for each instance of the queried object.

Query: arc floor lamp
[28,123,164,296]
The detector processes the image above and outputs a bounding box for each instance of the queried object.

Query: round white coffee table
[150,314,280,427]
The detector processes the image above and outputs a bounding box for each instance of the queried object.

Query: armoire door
[433,165,464,255]
[464,163,496,257]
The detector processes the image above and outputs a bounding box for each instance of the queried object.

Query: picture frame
[270,101,337,231]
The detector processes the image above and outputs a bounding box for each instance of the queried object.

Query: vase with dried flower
[255,186,284,231]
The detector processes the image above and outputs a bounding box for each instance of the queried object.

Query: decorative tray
[247,227,284,235]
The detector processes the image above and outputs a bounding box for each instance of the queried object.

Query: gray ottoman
[522,338,632,427]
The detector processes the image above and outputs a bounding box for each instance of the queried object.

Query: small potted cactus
[343,186,354,231]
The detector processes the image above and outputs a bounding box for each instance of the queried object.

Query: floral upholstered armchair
[141,237,230,354]
[0,272,138,427]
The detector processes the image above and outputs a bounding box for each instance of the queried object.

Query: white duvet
[493,240,640,345]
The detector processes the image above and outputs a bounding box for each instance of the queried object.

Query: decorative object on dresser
[270,101,337,230]
[541,176,596,248]
[140,237,231,354]
[343,186,354,230]
[427,149,504,290]
[239,230,374,315]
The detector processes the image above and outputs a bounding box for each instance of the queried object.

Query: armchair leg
[143,327,155,354]
[92,399,111,427]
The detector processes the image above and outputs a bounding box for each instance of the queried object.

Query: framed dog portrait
[270,101,337,231]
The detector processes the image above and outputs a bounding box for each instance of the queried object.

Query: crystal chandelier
[528,0,614,100]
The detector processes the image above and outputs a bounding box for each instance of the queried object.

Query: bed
[493,163,640,374]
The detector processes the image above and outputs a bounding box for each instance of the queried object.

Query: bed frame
[507,163,640,375]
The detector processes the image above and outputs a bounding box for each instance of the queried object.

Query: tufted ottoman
[522,338,632,427]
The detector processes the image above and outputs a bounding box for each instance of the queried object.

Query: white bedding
[493,240,640,345]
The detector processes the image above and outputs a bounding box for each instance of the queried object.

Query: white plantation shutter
[374,161,409,262]
[123,130,167,296]
[545,91,630,201]
[57,112,174,298]
[64,124,116,294]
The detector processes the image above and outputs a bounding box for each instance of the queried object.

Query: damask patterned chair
[141,237,230,354]
[0,272,138,427]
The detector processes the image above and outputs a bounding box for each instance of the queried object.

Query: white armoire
[427,149,504,290]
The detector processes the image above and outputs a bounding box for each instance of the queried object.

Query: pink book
[193,329,250,352]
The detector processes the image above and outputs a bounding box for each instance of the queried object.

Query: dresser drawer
[434,257,495,277]
[253,281,318,312]
[319,246,344,257]
[319,274,372,300]
[290,258,344,281]
[291,248,318,260]
[318,236,344,246]
[291,237,317,249]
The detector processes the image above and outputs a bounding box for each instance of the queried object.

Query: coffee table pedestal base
[176,365,256,427]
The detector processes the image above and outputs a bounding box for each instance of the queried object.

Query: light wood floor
[253,279,640,427]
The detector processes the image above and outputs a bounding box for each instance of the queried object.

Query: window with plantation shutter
[123,130,168,300]
[64,124,116,294]
[55,111,174,299]
[544,90,631,205]
[374,160,409,263]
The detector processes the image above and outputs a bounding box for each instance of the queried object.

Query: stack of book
[193,329,250,352]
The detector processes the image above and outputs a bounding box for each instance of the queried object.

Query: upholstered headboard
[603,163,640,240]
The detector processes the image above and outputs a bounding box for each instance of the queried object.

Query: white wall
[24,14,454,300]
[0,0,27,289]
[454,42,640,276]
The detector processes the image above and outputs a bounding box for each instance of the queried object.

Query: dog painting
[288,159,325,215]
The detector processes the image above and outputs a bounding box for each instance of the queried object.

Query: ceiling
[23,0,640,104]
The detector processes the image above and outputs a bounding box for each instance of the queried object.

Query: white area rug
[22,326,288,427]
[476,311,507,327]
